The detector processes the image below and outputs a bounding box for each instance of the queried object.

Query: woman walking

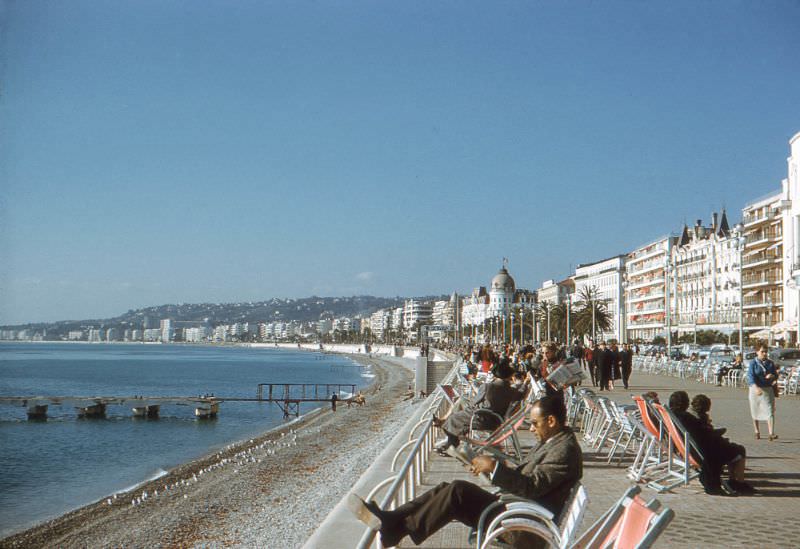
[746,343,778,441]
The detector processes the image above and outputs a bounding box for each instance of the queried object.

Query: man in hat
[433,358,526,454]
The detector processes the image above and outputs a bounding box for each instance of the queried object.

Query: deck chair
[646,403,703,493]
[571,485,674,549]
[627,396,665,482]
[474,483,588,549]
[437,383,461,406]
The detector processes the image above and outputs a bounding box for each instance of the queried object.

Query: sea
[0,342,372,537]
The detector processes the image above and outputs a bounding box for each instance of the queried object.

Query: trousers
[386,480,498,544]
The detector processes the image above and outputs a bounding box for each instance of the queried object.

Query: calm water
[0,343,370,537]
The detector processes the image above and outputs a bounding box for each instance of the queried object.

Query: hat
[494,358,515,379]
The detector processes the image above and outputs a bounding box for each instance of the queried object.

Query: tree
[572,286,612,342]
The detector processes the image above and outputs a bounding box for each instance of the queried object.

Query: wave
[115,468,169,495]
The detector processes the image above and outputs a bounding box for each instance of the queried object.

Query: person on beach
[330,393,338,412]
[594,341,614,391]
[746,344,778,441]
[348,394,582,549]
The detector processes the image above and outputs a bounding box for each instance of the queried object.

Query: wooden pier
[255,383,357,417]
[0,382,359,420]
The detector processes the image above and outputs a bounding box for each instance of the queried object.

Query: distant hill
[1,295,448,339]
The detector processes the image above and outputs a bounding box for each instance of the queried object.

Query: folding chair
[571,485,675,549]
[646,403,703,493]
[475,483,588,549]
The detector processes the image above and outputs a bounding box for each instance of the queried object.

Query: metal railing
[355,360,461,549]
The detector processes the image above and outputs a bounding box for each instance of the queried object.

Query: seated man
[348,394,583,548]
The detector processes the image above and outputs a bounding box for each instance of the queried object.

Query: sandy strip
[0,355,415,549]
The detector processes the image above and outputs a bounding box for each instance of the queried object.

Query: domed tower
[489,262,516,316]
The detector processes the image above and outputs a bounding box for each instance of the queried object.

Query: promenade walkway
[406,370,799,548]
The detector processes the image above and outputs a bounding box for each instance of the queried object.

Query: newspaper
[545,358,585,389]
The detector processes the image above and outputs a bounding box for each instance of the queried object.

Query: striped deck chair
[571,485,674,549]
[646,403,703,493]
[627,396,665,482]
[462,381,539,464]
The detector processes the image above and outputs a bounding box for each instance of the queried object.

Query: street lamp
[663,256,673,355]
[733,223,745,351]
[546,304,552,342]
[767,295,773,348]
[566,294,572,345]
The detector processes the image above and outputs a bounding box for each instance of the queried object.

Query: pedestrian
[331,393,338,412]
[746,344,778,440]
[620,343,633,389]
[584,343,596,387]
[595,341,614,391]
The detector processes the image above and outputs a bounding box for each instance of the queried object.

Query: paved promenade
[403,370,799,548]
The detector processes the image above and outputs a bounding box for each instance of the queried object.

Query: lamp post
[621,274,628,344]
[510,310,515,344]
[663,257,672,356]
[566,295,571,345]
[767,295,773,348]
[733,223,745,351]
[546,304,552,342]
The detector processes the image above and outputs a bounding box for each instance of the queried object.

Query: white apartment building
[574,255,626,343]
[460,286,490,340]
[672,213,739,338]
[403,300,432,330]
[369,309,391,340]
[160,319,173,343]
[68,330,84,341]
[780,132,800,344]
[432,295,457,327]
[625,236,673,342]
[536,279,573,306]
[184,326,210,342]
[317,318,333,335]
[740,192,784,340]
[88,328,102,342]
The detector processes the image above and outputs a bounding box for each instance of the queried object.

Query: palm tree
[572,286,612,342]
[535,302,567,342]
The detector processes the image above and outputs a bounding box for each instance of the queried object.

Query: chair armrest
[497,495,555,520]
[480,517,558,549]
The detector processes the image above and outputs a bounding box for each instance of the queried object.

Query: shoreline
[0,353,415,548]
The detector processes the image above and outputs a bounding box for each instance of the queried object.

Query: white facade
[488,266,516,317]
[460,287,489,328]
[741,192,784,339]
[574,255,626,343]
[782,132,800,343]
[403,299,432,330]
[672,214,739,337]
[160,319,173,343]
[625,236,673,342]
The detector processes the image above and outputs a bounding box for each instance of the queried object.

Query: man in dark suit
[594,341,614,391]
[348,394,583,548]
[620,344,634,389]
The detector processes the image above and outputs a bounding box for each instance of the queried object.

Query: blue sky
[2,1,799,324]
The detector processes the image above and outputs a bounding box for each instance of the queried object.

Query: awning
[766,242,781,251]
[742,249,761,258]
[771,319,798,333]
[744,290,759,297]
[750,329,771,339]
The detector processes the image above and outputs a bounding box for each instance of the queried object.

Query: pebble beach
[0,354,414,549]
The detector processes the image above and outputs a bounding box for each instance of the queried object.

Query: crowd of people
[343,338,781,547]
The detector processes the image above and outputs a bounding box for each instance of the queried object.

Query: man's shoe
[346,494,382,531]
[720,480,739,496]
[729,480,756,494]
[434,439,450,455]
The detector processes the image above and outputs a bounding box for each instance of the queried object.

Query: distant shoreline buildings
[3,132,799,347]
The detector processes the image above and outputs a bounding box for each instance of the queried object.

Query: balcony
[744,229,781,248]
[742,211,775,227]
[742,251,781,268]
[741,273,781,289]
[626,276,665,292]
[626,291,665,304]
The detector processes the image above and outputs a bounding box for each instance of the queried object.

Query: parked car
[768,348,800,369]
